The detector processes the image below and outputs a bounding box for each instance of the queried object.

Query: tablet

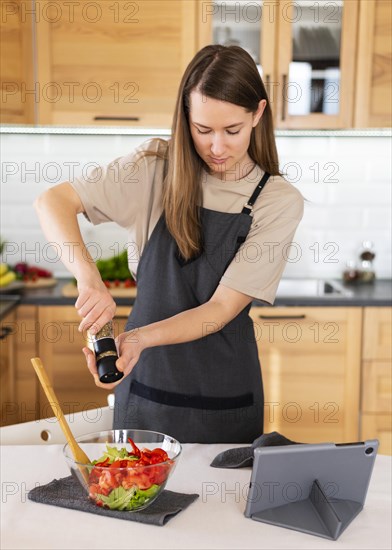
[244,439,379,540]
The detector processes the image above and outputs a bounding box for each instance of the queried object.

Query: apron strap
[241,171,271,215]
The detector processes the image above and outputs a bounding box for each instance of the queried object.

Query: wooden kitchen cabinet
[249,306,362,443]
[360,307,392,455]
[0,309,17,426]
[3,1,391,128]
[37,305,132,418]
[1,0,197,126]
[0,0,35,124]
[13,305,40,424]
[197,0,361,129]
[274,1,359,129]
[354,0,392,127]
[33,0,197,126]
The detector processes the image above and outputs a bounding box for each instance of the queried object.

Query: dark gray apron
[114,172,271,443]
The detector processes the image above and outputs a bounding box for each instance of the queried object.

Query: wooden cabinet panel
[34,1,197,126]
[249,307,362,443]
[362,360,392,413]
[361,306,392,455]
[362,307,392,360]
[0,310,17,426]
[355,0,392,127]
[13,305,39,423]
[361,414,392,456]
[0,0,35,124]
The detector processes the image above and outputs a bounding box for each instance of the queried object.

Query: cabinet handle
[93,116,140,121]
[0,326,13,340]
[281,74,287,121]
[265,74,270,98]
[258,314,306,320]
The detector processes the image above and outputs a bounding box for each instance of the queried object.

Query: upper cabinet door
[197,1,277,114]
[197,0,360,129]
[34,0,197,127]
[354,0,392,128]
[0,0,35,124]
[275,0,359,129]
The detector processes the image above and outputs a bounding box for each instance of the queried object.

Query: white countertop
[1,444,391,550]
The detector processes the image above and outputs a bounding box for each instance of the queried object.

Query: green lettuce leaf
[97,486,137,510]
[91,443,139,465]
[95,484,161,511]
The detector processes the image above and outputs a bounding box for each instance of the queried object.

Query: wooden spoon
[31,357,91,481]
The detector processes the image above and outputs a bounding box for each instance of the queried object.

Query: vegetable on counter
[0,263,16,287]
[96,250,135,284]
[13,262,53,282]
[72,250,136,288]
[87,437,173,510]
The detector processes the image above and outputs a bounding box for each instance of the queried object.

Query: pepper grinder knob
[90,321,124,384]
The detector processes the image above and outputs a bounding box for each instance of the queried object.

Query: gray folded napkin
[28,476,199,526]
[210,431,303,468]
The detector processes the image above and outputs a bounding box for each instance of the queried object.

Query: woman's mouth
[210,157,228,165]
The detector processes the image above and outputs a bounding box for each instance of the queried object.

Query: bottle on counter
[358,240,376,283]
[343,260,359,283]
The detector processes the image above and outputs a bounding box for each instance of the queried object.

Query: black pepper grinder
[90,321,124,383]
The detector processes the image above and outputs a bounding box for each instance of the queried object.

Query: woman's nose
[210,135,226,158]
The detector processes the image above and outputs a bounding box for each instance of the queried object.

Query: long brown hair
[137,45,282,260]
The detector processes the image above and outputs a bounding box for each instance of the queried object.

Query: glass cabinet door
[275,0,359,129]
[197,1,277,106]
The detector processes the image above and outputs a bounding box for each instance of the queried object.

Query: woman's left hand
[83,328,146,390]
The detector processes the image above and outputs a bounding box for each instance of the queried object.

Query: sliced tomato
[88,483,101,498]
[122,470,153,490]
[99,469,120,492]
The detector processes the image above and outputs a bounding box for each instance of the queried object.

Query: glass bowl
[63,429,182,512]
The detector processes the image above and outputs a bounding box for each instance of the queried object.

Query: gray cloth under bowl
[28,476,199,526]
[210,431,302,469]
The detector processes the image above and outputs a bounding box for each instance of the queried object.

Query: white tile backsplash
[1,131,391,279]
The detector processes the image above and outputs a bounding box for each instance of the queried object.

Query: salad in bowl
[63,429,182,512]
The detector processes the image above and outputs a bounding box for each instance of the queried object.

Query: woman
[34,45,304,443]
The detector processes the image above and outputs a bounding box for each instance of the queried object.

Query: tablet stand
[250,479,363,541]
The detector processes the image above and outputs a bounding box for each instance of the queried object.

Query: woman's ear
[252,99,267,127]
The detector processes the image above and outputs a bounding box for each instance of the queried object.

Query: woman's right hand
[75,278,116,334]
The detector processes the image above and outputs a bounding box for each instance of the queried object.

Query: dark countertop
[0,279,391,320]
[263,279,392,307]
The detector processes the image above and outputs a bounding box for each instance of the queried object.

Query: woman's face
[189,90,266,181]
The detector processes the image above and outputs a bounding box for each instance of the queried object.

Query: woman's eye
[196,129,240,135]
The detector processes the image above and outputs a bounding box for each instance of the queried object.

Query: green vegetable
[91,442,139,465]
[71,250,134,285]
[96,484,160,511]
[95,250,133,281]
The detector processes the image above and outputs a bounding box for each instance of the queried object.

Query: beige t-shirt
[71,138,304,305]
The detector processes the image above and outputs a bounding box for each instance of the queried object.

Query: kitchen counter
[0,278,391,313]
[1,443,391,550]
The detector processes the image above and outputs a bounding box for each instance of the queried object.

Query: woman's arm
[84,284,253,389]
[138,284,252,349]
[34,182,116,330]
